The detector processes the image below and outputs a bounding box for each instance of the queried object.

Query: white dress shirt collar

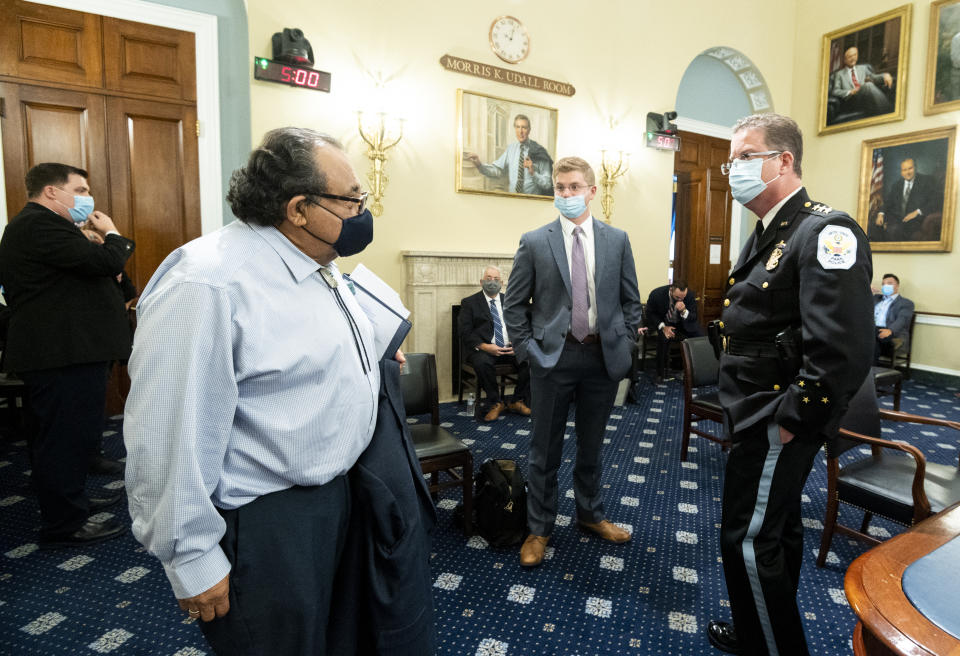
[560,214,595,239]
[760,185,803,231]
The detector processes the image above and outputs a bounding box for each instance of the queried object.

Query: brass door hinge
[195,120,200,137]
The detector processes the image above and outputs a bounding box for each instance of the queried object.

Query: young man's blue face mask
[881,283,895,296]
[554,194,587,219]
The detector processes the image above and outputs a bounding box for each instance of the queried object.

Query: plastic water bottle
[466,392,475,408]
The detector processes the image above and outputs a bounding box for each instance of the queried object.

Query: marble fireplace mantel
[402,251,515,401]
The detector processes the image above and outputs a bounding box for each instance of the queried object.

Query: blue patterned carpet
[1,375,958,655]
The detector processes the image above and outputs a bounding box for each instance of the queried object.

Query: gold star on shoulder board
[797,380,805,388]
[802,396,810,403]
[821,397,829,404]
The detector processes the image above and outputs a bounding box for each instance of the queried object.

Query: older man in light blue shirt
[125,127,380,655]
[466,114,553,195]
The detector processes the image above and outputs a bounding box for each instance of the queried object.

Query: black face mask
[302,204,374,257]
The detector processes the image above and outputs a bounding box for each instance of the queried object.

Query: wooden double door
[673,131,733,328]
[0,0,201,292]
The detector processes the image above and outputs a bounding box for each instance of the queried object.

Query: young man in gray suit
[874,272,914,363]
[503,156,643,567]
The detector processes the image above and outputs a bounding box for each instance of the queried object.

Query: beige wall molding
[916,314,960,329]
[402,251,515,400]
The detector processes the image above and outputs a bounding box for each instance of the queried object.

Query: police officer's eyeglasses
[720,151,782,176]
[305,191,369,214]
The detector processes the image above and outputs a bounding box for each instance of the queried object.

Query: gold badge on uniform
[765,246,783,271]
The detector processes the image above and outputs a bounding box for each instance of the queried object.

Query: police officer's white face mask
[729,153,782,205]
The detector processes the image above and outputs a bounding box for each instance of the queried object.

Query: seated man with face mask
[874,272,914,363]
[458,265,532,421]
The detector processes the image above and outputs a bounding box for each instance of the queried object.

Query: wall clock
[489,16,529,64]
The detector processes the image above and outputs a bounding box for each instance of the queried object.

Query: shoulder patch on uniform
[817,224,857,270]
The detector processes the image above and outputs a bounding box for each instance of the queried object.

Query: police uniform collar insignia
[804,201,833,215]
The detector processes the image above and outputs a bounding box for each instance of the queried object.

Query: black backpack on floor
[473,459,527,547]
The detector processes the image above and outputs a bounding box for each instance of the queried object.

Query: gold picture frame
[456,89,557,200]
[924,0,960,115]
[817,5,912,135]
[857,125,956,252]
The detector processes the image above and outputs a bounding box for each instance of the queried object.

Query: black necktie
[750,220,764,257]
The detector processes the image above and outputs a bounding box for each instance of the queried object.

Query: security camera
[645,111,679,135]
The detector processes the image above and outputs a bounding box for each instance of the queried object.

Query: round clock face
[489,16,529,64]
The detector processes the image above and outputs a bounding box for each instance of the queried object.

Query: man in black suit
[0,163,135,548]
[873,158,940,242]
[458,265,531,421]
[644,281,702,382]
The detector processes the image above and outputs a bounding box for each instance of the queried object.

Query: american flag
[869,150,884,218]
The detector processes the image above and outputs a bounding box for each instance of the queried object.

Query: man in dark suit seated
[873,273,914,363]
[872,158,941,242]
[645,281,702,382]
[458,265,531,421]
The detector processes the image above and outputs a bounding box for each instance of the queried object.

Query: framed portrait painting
[818,5,912,135]
[924,0,960,115]
[456,89,557,200]
[857,125,957,252]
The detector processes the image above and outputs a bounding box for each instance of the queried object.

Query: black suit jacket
[327,358,437,655]
[0,202,135,373]
[459,290,506,351]
[645,285,701,335]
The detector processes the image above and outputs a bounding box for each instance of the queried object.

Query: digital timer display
[253,57,330,92]
[646,131,681,152]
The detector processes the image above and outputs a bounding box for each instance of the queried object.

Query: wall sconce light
[599,149,629,222]
[357,111,403,217]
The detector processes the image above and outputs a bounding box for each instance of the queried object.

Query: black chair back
[829,373,881,457]
[451,304,463,394]
[399,352,440,424]
[683,336,719,388]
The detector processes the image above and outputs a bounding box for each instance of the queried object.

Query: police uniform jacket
[0,202,135,373]
[718,188,873,440]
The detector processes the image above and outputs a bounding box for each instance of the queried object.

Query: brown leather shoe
[483,401,506,421]
[578,519,631,543]
[520,534,550,567]
[507,400,532,416]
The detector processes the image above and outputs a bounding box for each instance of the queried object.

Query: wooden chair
[872,365,902,411]
[817,376,960,567]
[679,336,729,461]
[876,313,916,379]
[399,352,473,535]
[451,304,517,408]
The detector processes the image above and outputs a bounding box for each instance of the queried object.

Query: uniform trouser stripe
[742,421,783,656]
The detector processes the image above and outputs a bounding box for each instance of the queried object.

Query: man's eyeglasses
[720,151,782,176]
[554,183,592,194]
[306,191,369,214]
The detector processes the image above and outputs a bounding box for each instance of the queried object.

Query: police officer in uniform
[706,114,873,656]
